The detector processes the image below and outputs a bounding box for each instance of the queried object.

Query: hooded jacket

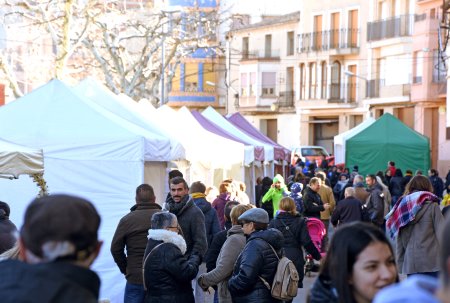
[192,194,220,247]
[143,229,201,303]
[228,228,284,303]
[396,200,443,274]
[261,174,289,218]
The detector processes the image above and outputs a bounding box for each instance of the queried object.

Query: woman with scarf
[386,175,444,277]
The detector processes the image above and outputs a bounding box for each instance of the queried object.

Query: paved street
[293,271,318,303]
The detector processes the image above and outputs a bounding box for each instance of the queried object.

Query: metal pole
[161,38,165,105]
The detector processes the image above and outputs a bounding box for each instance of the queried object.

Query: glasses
[168,226,179,229]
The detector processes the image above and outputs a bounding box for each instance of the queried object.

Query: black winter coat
[143,229,201,303]
[228,228,284,303]
[269,212,321,287]
[429,175,444,198]
[0,211,17,254]
[0,259,100,303]
[165,195,208,258]
[303,187,325,219]
[193,196,220,247]
[309,274,338,303]
[389,176,405,197]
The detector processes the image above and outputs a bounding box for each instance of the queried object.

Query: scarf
[385,191,440,239]
[191,193,206,199]
[166,195,190,215]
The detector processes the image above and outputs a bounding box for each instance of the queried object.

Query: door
[348,9,358,47]
[331,12,340,48]
[314,15,323,50]
[266,119,278,143]
[348,64,357,102]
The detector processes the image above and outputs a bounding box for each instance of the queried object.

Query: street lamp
[344,70,369,99]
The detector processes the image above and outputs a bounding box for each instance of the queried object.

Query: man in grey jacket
[365,174,385,229]
[165,176,208,259]
[165,177,208,302]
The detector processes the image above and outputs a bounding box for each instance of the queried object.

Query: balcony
[367,14,414,42]
[278,91,294,108]
[327,83,357,103]
[241,49,280,60]
[366,79,411,99]
[297,28,359,54]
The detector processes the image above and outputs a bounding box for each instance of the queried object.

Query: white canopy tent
[73,79,185,161]
[0,139,44,178]
[0,79,173,303]
[333,117,376,164]
[202,106,275,186]
[155,105,245,186]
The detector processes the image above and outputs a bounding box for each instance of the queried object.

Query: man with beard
[165,177,207,259]
[365,174,386,229]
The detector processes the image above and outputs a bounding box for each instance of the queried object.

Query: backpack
[259,243,299,301]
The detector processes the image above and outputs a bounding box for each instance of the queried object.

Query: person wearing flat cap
[228,208,284,303]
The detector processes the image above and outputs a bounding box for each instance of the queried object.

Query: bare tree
[0,1,223,102]
[83,5,222,103]
[0,0,96,97]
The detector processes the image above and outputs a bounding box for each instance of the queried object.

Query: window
[242,37,249,59]
[203,63,215,93]
[321,61,327,98]
[240,73,248,96]
[262,72,276,96]
[185,63,198,92]
[309,62,317,99]
[287,31,294,56]
[433,49,446,83]
[249,72,256,96]
[265,34,272,57]
[413,51,423,84]
[300,64,306,100]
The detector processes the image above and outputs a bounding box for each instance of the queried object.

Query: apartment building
[295,1,369,153]
[226,12,301,149]
[411,0,450,173]
[365,0,415,123]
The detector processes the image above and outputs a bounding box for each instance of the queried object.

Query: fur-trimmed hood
[148,229,187,255]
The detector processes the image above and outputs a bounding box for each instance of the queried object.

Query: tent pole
[251,163,256,205]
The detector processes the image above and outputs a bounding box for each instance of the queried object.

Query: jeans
[124,282,145,303]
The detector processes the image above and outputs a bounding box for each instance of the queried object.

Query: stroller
[304,217,327,277]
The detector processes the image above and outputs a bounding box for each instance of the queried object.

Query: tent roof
[155,106,244,168]
[191,110,261,163]
[0,138,44,178]
[348,114,428,146]
[202,106,274,161]
[333,117,376,164]
[73,79,185,161]
[346,113,430,175]
[227,112,290,161]
[0,79,171,161]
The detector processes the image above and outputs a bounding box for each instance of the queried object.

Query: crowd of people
[0,161,450,303]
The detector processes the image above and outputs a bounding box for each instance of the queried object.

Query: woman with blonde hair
[269,197,322,288]
[198,204,253,303]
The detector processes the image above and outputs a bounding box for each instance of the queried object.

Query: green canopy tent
[346,113,430,176]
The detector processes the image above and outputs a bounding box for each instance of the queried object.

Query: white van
[291,146,334,166]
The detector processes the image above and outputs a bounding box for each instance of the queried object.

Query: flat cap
[238,208,269,224]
